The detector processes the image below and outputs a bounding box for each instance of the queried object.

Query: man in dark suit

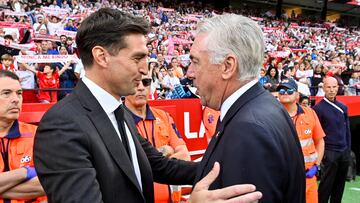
[34,8,263,203]
[187,14,306,202]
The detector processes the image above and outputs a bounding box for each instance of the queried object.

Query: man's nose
[187,65,195,78]
[139,60,149,76]
[10,92,21,103]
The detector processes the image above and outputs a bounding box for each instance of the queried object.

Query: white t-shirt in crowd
[163,75,180,88]
[74,60,86,78]
[47,22,64,35]
[16,70,35,89]
[296,70,307,79]
[33,23,47,34]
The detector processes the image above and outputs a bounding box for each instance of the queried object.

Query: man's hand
[188,162,262,203]
[157,145,174,157]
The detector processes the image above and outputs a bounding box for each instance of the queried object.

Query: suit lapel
[194,128,221,183]
[195,83,266,181]
[123,111,153,201]
[74,81,143,194]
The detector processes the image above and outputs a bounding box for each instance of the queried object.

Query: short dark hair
[4,35,14,41]
[0,70,20,81]
[76,8,150,67]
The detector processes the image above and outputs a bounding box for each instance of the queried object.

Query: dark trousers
[318,149,351,203]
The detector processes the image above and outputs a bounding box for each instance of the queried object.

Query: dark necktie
[114,105,132,160]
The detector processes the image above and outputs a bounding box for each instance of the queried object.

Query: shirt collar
[129,105,156,124]
[6,120,21,139]
[220,79,258,121]
[82,76,122,114]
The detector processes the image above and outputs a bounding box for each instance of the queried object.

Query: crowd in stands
[0,0,359,103]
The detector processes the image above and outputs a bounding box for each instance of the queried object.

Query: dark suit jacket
[194,83,306,203]
[34,81,197,203]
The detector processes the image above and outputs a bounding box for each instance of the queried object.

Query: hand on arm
[157,145,174,157]
[170,145,190,161]
[188,162,262,203]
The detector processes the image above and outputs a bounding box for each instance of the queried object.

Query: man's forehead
[123,35,148,51]
[0,77,21,90]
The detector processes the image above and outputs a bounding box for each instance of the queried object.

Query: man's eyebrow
[0,89,21,93]
[132,52,148,58]
[0,89,11,92]
[189,55,198,61]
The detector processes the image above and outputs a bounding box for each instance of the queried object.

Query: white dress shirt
[82,76,142,190]
[220,79,258,121]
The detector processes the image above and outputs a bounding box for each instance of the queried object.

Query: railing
[22,88,74,103]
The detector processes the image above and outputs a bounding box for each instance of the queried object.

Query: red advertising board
[148,99,209,160]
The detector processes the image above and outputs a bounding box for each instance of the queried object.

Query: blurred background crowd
[0,0,359,103]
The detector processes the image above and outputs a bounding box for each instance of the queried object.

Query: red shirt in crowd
[0,64,16,73]
[37,71,59,102]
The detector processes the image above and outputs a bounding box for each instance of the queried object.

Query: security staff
[278,78,325,203]
[0,70,46,203]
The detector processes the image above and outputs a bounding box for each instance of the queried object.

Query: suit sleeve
[138,134,198,185]
[34,109,103,203]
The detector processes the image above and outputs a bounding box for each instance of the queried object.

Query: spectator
[23,62,70,103]
[310,64,324,96]
[148,58,161,98]
[33,15,48,34]
[15,63,37,103]
[169,57,184,79]
[299,95,311,107]
[265,66,279,92]
[258,68,269,88]
[313,77,352,203]
[0,54,15,73]
[46,15,65,35]
[57,46,77,100]
[125,75,190,203]
[61,0,71,10]
[46,41,59,55]
[162,66,180,98]
[348,72,360,95]
[74,60,85,79]
[296,62,307,81]
[0,35,20,57]
[49,0,60,9]
[38,40,50,55]
[0,70,46,202]
[280,66,294,80]
[65,37,74,54]
[64,19,78,31]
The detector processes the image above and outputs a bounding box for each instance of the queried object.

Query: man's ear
[92,46,108,68]
[221,54,237,80]
[296,92,300,101]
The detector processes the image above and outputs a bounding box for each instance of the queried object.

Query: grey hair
[195,14,264,81]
